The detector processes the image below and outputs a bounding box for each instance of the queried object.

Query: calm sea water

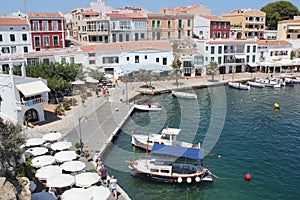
[103,84,300,200]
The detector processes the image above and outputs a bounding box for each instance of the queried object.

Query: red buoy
[245,173,252,181]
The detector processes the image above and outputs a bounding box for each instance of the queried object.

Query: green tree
[136,69,151,86]
[26,62,81,103]
[0,120,25,179]
[87,68,104,80]
[171,58,182,86]
[207,61,219,82]
[261,1,300,30]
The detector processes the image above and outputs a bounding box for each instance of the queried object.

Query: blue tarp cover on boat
[151,143,204,160]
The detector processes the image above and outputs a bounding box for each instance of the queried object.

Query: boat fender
[177,177,182,183]
[187,177,192,183]
[195,177,201,182]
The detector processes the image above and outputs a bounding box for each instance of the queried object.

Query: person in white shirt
[109,175,118,199]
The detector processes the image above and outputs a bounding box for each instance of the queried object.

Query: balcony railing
[16,97,47,107]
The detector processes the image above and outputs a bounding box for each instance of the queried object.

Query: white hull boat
[131,127,197,150]
[228,82,250,90]
[247,81,265,88]
[172,91,197,99]
[134,102,162,111]
[128,143,213,184]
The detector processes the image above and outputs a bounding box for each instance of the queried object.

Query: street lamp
[78,116,87,156]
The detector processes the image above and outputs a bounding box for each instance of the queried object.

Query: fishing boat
[228,82,250,90]
[127,143,213,183]
[247,81,265,88]
[171,91,197,99]
[134,102,162,111]
[131,127,197,151]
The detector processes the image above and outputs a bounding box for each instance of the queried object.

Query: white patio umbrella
[87,186,111,200]
[75,172,100,188]
[31,155,56,168]
[25,138,45,147]
[42,132,62,142]
[60,160,86,172]
[51,141,72,151]
[46,174,75,188]
[85,76,99,83]
[32,192,57,200]
[61,188,91,200]
[72,80,85,85]
[35,165,62,181]
[54,150,78,163]
[25,147,48,157]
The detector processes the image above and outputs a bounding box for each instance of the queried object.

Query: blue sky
[1,0,300,15]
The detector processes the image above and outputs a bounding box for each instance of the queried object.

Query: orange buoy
[245,173,252,181]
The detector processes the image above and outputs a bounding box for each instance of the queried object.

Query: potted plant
[75,142,82,155]
[54,104,64,116]
[62,100,71,110]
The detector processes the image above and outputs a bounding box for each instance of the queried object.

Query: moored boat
[247,81,265,88]
[172,91,197,99]
[228,82,250,90]
[127,143,213,184]
[131,127,196,150]
[134,102,162,111]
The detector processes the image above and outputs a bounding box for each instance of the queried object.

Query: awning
[151,143,204,160]
[16,81,50,97]
[248,63,259,67]
[235,55,245,59]
[288,25,300,30]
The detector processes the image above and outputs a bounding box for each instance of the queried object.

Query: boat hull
[131,170,213,184]
[228,82,250,90]
[172,91,197,99]
[134,104,162,111]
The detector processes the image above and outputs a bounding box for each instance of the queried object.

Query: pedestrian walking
[83,146,89,160]
[99,164,108,185]
[109,175,118,199]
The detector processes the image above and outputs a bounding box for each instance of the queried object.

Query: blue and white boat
[128,143,213,184]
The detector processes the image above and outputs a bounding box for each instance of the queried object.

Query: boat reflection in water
[127,143,213,184]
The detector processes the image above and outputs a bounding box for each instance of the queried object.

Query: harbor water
[103,84,300,200]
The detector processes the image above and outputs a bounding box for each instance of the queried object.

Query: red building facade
[27,12,65,51]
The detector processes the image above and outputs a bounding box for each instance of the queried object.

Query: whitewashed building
[0,73,50,125]
[80,40,173,77]
[203,39,258,74]
[0,17,32,73]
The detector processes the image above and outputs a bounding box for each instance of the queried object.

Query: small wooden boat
[131,127,197,151]
[172,91,197,99]
[228,82,250,90]
[127,143,213,184]
[247,81,265,88]
[134,102,162,111]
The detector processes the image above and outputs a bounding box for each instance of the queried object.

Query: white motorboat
[247,81,265,88]
[127,143,213,184]
[172,91,197,99]
[134,102,162,111]
[255,79,281,88]
[131,127,197,151]
[228,82,250,90]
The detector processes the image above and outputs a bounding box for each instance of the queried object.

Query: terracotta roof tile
[27,12,63,18]
[107,13,146,19]
[200,15,228,22]
[80,41,172,52]
[278,19,300,23]
[257,40,292,46]
[0,18,28,26]
[207,39,257,44]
